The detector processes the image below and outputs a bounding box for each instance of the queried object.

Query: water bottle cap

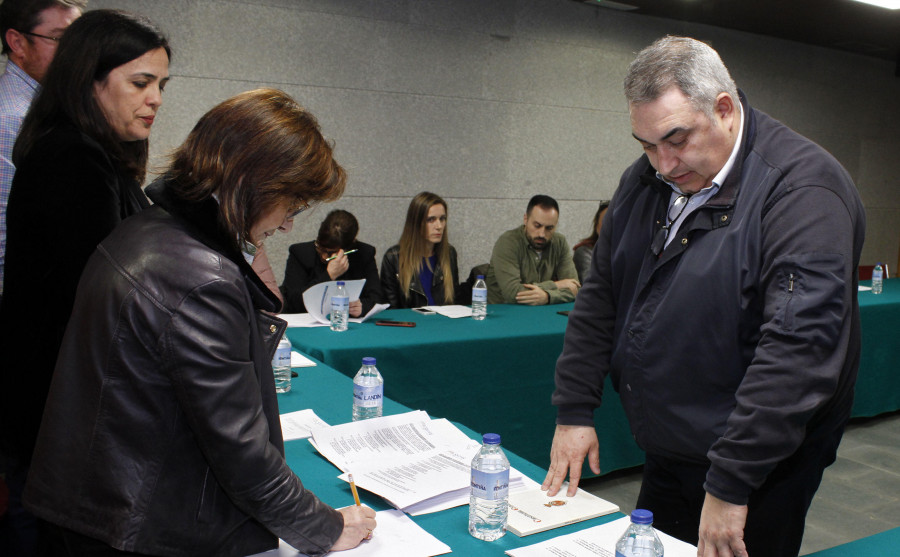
[337,281,345,286]
[631,509,653,524]
[482,433,501,445]
[362,357,376,366]
[477,275,484,279]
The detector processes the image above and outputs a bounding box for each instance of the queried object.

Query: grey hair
[624,36,738,120]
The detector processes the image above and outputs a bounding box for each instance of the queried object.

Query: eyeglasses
[286,200,311,220]
[650,194,690,256]
[21,30,62,43]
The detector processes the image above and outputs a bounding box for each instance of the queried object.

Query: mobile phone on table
[412,307,436,314]
[376,320,416,327]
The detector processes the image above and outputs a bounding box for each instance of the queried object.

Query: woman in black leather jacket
[24,89,376,556]
[380,191,461,308]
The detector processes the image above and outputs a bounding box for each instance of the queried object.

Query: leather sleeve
[161,277,343,554]
[379,247,402,308]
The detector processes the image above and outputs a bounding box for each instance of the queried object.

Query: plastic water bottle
[472,275,487,320]
[615,509,664,557]
[468,433,510,541]
[352,357,383,421]
[330,281,349,331]
[872,263,883,295]
[272,333,292,393]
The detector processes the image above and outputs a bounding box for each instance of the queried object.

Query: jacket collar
[145,177,282,313]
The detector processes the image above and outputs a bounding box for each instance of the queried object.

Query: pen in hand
[325,249,358,262]
[349,473,361,506]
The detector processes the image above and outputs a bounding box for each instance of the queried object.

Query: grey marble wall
[63,0,900,280]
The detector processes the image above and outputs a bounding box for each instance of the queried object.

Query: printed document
[309,411,525,513]
[505,516,697,557]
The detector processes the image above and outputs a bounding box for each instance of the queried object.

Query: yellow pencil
[348,473,361,506]
[325,249,358,262]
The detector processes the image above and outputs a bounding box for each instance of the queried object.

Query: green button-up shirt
[486,225,577,304]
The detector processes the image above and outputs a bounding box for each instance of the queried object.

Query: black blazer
[0,120,148,462]
[280,241,383,315]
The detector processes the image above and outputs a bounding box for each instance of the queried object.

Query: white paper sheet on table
[279,409,329,441]
[290,351,317,367]
[422,305,472,318]
[245,509,450,557]
[301,279,365,323]
[505,515,697,557]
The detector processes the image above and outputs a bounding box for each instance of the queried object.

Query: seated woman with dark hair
[380,191,460,308]
[572,200,609,283]
[281,209,382,317]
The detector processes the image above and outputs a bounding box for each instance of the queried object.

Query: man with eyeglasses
[544,37,864,557]
[1,0,84,302]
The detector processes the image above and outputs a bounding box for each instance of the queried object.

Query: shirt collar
[7,61,40,93]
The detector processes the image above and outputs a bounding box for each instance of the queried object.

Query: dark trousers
[636,420,845,557]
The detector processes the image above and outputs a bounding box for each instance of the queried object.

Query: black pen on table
[325,249,358,262]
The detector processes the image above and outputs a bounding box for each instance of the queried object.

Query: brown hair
[316,209,359,250]
[397,192,454,304]
[166,88,346,251]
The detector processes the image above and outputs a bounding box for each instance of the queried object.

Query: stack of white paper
[309,411,533,515]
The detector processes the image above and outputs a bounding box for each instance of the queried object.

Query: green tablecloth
[804,526,900,556]
[286,281,899,476]
[277,360,626,555]
[853,278,900,416]
[286,303,643,475]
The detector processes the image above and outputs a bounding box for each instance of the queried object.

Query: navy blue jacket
[553,95,865,505]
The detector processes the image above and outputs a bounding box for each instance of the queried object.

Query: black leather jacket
[24,179,343,556]
[379,244,460,308]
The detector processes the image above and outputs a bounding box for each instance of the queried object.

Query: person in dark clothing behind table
[543,36,864,557]
[0,9,169,528]
[24,88,376,556]
[571,200,609,283]
[281,209,382,316]
[380,191,460,308]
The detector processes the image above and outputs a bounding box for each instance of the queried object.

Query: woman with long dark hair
[380,191,460,308]
[24,88,376,556]
[0,9,170,486]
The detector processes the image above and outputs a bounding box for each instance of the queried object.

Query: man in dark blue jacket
[543,36,864,557]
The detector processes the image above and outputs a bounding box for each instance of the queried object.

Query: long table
[276,358,626,555]
[286,278,900,475]
[286,303,643,475]
[852,279,900,416]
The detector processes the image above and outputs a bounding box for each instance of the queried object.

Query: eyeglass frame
[650,194,691,256]
[20,30,62,43]
[286,200,311,220]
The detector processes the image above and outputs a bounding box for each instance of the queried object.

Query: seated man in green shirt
[486,195,580,305]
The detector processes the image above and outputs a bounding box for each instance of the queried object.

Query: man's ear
[5,29,28,61]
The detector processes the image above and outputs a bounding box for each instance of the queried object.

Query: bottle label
[472,288,487,303]
[353,384,383,408]
[332,296,349,311]
[273,346,291,368]
[471,469,509,500]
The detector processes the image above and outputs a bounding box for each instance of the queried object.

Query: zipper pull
[788,273,795,293]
